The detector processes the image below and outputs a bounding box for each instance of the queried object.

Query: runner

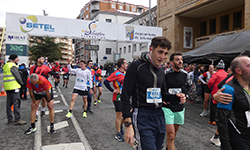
[62,64,69,88]
[121,36,172,149]
[163,52,192,150]
[65,59,93,118]
[198,64,215,117]
[104,58,128,142]
[29,56,58,118]
[51,62,61,89]
[93,63,102,106]
[86,60,95,114]
[25,73,55,134]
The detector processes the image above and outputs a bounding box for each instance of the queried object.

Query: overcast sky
[0,0,157,27]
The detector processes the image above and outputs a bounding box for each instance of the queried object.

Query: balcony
[61,50,68,54]
[91,0,100,4]
[90,4,100,13]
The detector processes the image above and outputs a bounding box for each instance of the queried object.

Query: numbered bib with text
[146,88,162,103]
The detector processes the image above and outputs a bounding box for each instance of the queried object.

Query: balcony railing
[90,4,100,13]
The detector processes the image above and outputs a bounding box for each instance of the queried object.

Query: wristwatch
[124,121,132,127]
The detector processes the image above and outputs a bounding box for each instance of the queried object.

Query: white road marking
[54,95,58,98]
[46,121,69,133]
[34,111,41,150]
[42,142,85,150]
[45,110,63,116]
[54,100,60,104]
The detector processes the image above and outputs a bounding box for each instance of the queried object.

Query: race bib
[95,81,100,86]
[77,78,84,83]
[63,75,68,78]
[168,88,182,95]
[245,111,250,127]
[146,88,162,103]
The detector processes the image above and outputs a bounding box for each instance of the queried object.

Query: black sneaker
[88,110,94,114]
[49,126,55,134]
[41,111,45,117]
[65,85,68,88]
[25,127,36,134]
[63,84,65,87]
[115,132,124,142]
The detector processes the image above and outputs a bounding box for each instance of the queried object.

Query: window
[200,21,207,36]
[210,18,216,34]
[233,10,242,29]
[112,4,116,9]
[128,45,131,53]
[126,5,130,11]
[221,14,229,32]
[86,7,88,11]
[124,46,126,54]
[137,8,142,13]
[132,7,136,12]
[106,19,112,23]
[133,44,136,52]
[120,47,122,54]
[119,5,123,10]
[86,14,88,19]
[106,48,112,55]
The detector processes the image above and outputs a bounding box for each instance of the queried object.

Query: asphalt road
[0,74,220,150]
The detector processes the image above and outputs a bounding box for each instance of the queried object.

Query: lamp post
[149,0,151,26]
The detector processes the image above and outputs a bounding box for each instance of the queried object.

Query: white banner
[183,26,193,49]
[5,32,28,45]
[6,12,162,42]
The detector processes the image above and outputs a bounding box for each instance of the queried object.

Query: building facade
[55,38,74,65]
[157,0,246,55]
[0,27,6,62]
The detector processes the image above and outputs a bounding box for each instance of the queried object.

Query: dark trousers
[133,108,166,150]
[19,84,27,99]
[6,90,21,121]
[87,87,92,111]
[210,100,217,122]
[228,124,250,150]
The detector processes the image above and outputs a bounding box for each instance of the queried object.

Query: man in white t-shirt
[65,59,93,118]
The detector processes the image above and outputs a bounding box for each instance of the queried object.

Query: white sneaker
[210,136,221,147]
[200,110,208,117]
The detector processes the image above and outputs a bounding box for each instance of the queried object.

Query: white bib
[146,88,162,103]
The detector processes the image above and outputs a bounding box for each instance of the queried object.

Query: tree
[29,36,63,62]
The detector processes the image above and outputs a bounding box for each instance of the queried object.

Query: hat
[217,60,225,69]
[55,62,59,65]
[93,63,98,66]
[9,54,18,60]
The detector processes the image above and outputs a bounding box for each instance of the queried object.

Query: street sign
[85,45,99,51]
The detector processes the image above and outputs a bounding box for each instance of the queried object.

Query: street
[0,74,220,150]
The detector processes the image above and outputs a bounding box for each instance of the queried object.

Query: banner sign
[183,26,193,49]
[6,44,28,56]
[85,45,99,51]
[6,32,28,45]
[6,13,162,42]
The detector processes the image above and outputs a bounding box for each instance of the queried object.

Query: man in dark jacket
[19,63,28,100]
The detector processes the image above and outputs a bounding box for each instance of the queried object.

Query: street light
[149,0,151,26]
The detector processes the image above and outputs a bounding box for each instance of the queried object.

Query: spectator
[19,63,28,100]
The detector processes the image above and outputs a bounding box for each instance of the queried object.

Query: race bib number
[95,81,100,86]
[63,75,68,78]
[146,88,162,103]
[245,111,250,127]
[77,78,84,83]
[168,88,182,95]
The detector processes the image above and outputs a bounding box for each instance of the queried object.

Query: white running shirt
[68,65,93,91]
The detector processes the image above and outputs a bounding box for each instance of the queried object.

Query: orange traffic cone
[11,105,14,111]
[0,86,7,96]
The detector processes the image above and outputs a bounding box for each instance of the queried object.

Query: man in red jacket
[52,62,61,89]
[208,60,228,147]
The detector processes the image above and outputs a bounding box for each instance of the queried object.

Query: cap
[93,63,98,66]
[9,54,18,61]
[216,60,225,69]
[55,62,59,66]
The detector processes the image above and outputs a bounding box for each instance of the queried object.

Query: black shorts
[113,101,122,112]
[73,89,88,97]
[34,89,54,102]
[204,84,211,93]
[63,74,69,80]
[54,75,60,79]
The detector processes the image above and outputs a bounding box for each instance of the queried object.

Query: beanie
[217,60,225,69]
[9,54,18,61]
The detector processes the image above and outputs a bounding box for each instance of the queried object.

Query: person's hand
[113,89,119,93]
[47,100,54,109]
[31,102,38,110]
[177,93,186,104]
[213,87,232,104]
[124,126,135,147]
[89,89,93,95]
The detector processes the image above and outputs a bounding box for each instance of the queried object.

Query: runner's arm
[104,79,114,92]
[198,74,206,84]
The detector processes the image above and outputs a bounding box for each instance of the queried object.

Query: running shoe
[97,99,101,103]
[200,111,208,117]
[115,132,124,142]
[208,121,216,125]
[63,84,65,87]
[93,101,97,106]
[41,111,45,117]
[49,126,56,134]
[210,136,221,147]
[83,112,87,118]
[25,127,37,134]
[35,115,38,122]
[66,85,68,88]
[65,112,72,118]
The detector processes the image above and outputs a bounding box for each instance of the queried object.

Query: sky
[0,0,157,27]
